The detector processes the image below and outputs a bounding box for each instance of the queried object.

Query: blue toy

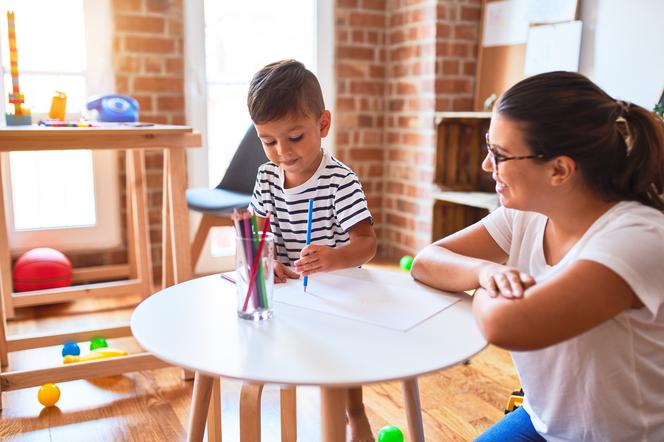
[61,342,80,357]
[86,94,139,122]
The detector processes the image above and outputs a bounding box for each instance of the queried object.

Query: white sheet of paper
[524,21,582,76]
[527,0,577,24]
[482,0,529,47]
[274,269,459,332]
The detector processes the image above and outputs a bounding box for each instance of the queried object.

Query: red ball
[13,248,72,292]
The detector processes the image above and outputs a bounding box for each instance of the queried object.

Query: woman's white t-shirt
[482,201,664,441]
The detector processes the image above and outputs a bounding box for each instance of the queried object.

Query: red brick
[115,15,164,33]
[396,81,417,94]
[338,0,359,7]
[113,0,142,13]
[144,56,163,73]
[134,95,153,112]
[117,55,141,73]
[352,30,364,43]
[349,81,384,95]
[337,46,376,61]
[337,63,367,77]
[442,59,459,75]
[454,24,478,40]
[461,6,481,21]
[167,18,183,36]
[337,97,356,111]
[134,76,183,93]
[351,148,383,161]
[361,0,385,11]
[125,36,175,53]
[166,58,184,74]
[157,95,184,111]
[350,12,385,28]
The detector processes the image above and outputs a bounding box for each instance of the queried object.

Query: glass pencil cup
[235,232,275,320]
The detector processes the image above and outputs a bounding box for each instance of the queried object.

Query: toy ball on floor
[13,247,72,292]
[61,342,80,357]
[378,425,404,442]
[399,255,414,271]
[38,383,60,407]
[89,336,108,351]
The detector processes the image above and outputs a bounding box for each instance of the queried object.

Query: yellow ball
[38,383,60,407]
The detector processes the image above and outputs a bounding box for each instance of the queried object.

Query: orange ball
[37,383,60,407]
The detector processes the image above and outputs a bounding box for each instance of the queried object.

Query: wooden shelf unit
[0,124,201,408]
[433,112,496,239]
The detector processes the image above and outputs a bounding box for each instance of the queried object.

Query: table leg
[187,371,215,442]
[207,378,222,442]
[280,386,297,442]
[0,154,15,321]
[164,147,192,285]
[240,383,264,442]
[161,150,174,289]
[401,378,425,442]
[320,386,347,442]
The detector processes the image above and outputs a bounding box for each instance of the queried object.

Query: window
[0,0,119,251]
[185,0,334,273]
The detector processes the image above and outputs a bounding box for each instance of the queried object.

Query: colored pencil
[303,198,314,292]
[220,273,236,284]
[242,212,271,311]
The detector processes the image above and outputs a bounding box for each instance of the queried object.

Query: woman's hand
[274,260,299,284]
[478,263,535,298]
[294,244,337,276]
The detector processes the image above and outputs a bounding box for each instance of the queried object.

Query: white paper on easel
[524,21,582,76]
[482,0,530,47]
[274,270,459,332]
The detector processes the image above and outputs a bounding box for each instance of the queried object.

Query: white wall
[579,0,664,109]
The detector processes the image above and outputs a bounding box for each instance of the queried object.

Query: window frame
[0,0,121,253]
[184,0,335,274]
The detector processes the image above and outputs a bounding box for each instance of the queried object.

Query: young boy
[248,59,377,441]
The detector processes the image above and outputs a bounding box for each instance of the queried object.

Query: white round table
[131,268,486,442]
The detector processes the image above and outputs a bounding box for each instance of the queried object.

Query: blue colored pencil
[303,198,314,292]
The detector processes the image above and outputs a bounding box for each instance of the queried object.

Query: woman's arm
[473,259,638,351]
[411,221,509,292]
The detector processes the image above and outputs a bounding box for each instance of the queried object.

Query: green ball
[399,255,414,271]
[378,425,404,442]
[89,337,108,351]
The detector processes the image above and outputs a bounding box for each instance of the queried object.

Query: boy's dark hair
[497,71,664,211]
[247,59,325,124]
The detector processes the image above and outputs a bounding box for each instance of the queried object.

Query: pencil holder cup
[235,232,275,320]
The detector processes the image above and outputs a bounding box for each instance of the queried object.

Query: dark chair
[187,125,268,268]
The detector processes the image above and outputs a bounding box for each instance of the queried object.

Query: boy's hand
[274,260,299,284]
[478,263,535,298]
[294,244,337,276]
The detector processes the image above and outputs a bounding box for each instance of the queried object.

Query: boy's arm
[294,219,376,275]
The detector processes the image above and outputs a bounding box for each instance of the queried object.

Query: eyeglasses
[485,133,544,171]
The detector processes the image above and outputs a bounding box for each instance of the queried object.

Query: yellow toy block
[63,347,128,364]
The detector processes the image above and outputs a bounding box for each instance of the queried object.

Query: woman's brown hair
[497,71,664,210]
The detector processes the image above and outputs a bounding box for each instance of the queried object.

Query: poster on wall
[524,21,582,76]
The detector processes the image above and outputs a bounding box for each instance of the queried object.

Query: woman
[412,71,664,441]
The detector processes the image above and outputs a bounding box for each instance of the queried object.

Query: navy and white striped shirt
[250,149,373,266]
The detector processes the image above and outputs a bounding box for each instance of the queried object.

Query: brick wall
[112,0,185,281]
[334,0,388,244]
[335,0,481,259]
[63,0,479,280]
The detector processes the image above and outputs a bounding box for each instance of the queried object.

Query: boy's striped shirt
[250,149,373,266]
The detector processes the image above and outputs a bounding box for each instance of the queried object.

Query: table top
[130,268,487,387]
[0,124,201,151]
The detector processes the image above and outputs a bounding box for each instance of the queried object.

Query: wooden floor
[0,261,519,441]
